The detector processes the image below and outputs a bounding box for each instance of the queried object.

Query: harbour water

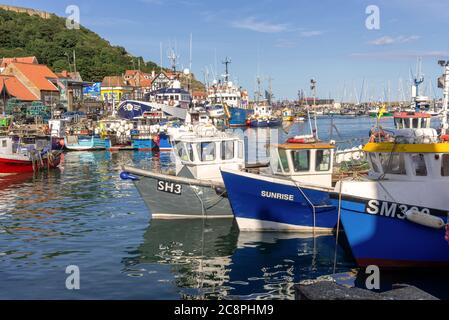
[1,117,447,300]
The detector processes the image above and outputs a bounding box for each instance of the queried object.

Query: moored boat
[331,61,449,267]
[221,135,338,232]
[121,124,246,219]
[64,135,106,151]
[0,135,61,174]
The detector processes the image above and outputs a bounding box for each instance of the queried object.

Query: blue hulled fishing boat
[207,57,251,127]
[221,135,338,232]
[330,62,449,267]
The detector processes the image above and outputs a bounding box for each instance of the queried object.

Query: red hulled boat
[0,135,62,174]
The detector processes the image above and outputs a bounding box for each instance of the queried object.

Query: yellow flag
[378,105,387,119]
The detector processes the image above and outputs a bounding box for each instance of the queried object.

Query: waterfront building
[101,76,134,109]
[56,70,93,111]
[1,61,60,107]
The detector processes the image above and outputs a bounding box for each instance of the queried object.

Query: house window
[315,149,331,171]
[411,154,427,176]
[441,154,449,176]
[291,150,310,172]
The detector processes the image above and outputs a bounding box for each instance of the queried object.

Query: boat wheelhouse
[269,137,335,187]
[173,126,245,182]
[121,124,245,219]
[393,112,432,130]
[282,107,294,122]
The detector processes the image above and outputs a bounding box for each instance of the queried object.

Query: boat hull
[64,136,106,151]
[0,154,61,174]
[335,195,449,268]
[132,173,233,219]
[249,118,281,128]
[132,138,157,151]
[221,170,337,232]
[157,132,173,151]
[229,107,250,127]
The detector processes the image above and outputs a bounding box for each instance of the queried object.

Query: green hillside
[0,7,204,91]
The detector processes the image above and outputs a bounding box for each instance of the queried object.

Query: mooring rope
[333,175,344,274]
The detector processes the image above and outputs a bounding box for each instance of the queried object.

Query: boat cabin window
[291,150,310,172]
[379,153,406,175]
[441,154,449,177]
[1,140,6,148]
[176,142,194,162]
[395,118,404,129]
[369,153,381,173]
[277,148,290,173]
[221,140,234,160]
[199,142,216,162]
[238,141,244,159]
[315,149,331,171]
[411,154,427,176]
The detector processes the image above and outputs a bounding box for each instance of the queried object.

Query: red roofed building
[123,70,155,99]
[192,91,207,103]
[0,75,38,101]
[2,62,60,106]
[0,74,39,114]
[0,56,38,71]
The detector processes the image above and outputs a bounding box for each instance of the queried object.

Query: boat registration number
[157,180,182,195]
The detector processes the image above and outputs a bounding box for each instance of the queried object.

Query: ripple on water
[0,122,373,299]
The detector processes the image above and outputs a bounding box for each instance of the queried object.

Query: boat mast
[222,57,231,83]
[438,60,449,135]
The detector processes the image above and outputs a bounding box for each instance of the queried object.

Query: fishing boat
[282,107,294,122]
[221,134,338,232]
[64,135,106,151]
[207,58,250,127]
[121,124,246,219]
[206,104,226,119]
[0,134,61,174]
[248,104,282,128]
[331,61,449,267]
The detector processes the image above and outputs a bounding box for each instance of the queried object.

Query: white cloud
[299,30,324,37]
[350,50,449,59]
[368,35,420,46]
[231,17,289,33]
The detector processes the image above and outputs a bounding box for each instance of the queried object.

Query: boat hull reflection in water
[127,219,352,300]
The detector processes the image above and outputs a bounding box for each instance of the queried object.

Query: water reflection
[125,219,354,300]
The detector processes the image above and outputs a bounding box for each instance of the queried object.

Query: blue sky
[4,0,449,101]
